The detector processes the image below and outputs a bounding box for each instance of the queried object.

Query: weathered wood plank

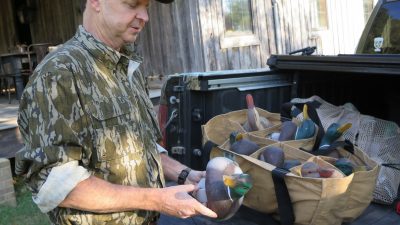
[0,0,17,54]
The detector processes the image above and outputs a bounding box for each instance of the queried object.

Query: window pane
[223,0,253,36]
[358,1,400,54]
[311,0,328,30]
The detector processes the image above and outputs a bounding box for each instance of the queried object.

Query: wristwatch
[177,168,191,185]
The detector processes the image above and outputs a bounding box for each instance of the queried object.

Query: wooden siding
[196,0,276,71]
[138,0,375,76]
[138,0,279,75]
[138,0,205,76]
[29,0,82,45]
[0,0,376,75]
[275,0,317,54]
[275,0,373,55]
[0,0,17,54]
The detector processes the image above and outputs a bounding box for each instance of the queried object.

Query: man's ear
[88,0,101,12]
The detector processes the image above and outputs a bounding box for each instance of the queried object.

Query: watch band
[177,168,191,185]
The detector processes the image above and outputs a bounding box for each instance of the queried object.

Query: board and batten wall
[0,0,17,54]
[28,0,82,45]
[138,0,280,75]
[139,0,375,76]
[1,0,375,74]
[0,0,82,54]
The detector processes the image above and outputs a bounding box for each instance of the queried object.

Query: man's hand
[185,170,206,185]
[156,184,217,219]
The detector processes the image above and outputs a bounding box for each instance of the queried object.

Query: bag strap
[381,163,400,171]
[202,140,217,170]
[272,167,295,225]
[293,102,325,151]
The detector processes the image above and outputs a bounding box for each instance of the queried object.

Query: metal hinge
[173,85,184,92]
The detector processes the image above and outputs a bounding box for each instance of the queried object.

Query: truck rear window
[357,1,400,54]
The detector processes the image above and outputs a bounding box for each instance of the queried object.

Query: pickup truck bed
[160,55,400,224]
[158,199,399,225]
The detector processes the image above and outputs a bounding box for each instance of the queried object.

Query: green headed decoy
[258,146,285,167]
[295,105,316,140]
[334,158,354,176]
[229,131,259,155]
[318,123,352,150]
[244,94,272,132]
[195,157,253,221]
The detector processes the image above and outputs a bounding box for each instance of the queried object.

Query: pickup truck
[158,0,400,224]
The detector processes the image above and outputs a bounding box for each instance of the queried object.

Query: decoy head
[326,123,352,140]
[229,131,243,144]
[295,105,316,140]
[223,173,253,199]
[246,94,255,109]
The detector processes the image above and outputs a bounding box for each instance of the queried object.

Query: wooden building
[0,0,377,77]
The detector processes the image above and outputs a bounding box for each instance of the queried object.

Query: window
[223,0,253,36]
[221,0,259,48]
[357,1,400,54]
[311,0,328,30]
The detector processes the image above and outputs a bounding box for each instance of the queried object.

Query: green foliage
[0,177,50,225]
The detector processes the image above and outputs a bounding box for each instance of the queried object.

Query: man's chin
[124,35,138,44]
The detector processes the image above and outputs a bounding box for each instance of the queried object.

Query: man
[15,0,217,224]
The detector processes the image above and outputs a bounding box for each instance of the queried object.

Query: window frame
[219,0,260,49]
[310,0,329,31]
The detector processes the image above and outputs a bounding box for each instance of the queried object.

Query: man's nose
[137,7,149,22]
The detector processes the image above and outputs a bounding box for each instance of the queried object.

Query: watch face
[178,168,191,184]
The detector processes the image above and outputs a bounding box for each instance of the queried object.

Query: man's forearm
[59,176,161,213]
[160,153,187,182]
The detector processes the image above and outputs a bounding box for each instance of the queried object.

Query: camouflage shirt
[16,26,165,225]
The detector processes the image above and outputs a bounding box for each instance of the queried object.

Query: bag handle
[381,163,400,171]
[202,140,217,170]
[272,167,295,225]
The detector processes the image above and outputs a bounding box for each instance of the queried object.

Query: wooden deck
[0,94,23,159]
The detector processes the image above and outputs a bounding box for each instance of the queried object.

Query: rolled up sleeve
[33,161,90,212]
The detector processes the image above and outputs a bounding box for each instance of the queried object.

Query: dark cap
[155,0,174,3]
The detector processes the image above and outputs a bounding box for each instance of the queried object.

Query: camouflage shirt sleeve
[16,65,92,210]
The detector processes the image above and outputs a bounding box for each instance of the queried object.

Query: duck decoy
[229,131,259,155]
[295,105,316,140]
[194,157,253,221]
[283,159,301,170]
[258,146,285,167]
[318,167,335,178]
[334,158,354,176]
[278,121,297,141]
[244,94,272,131]
[318,123,352,150]
[301,162,320,178]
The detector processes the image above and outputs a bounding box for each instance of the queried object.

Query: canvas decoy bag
[202,107,379,225]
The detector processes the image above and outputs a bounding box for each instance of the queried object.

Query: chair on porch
[26,43,52,74]
[0,62,16,104]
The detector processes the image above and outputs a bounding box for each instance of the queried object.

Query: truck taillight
[158,103,168,148]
